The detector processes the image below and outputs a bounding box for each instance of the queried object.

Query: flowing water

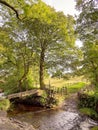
[8,105,98,130]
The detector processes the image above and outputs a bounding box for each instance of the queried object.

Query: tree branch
[0,0,20,19]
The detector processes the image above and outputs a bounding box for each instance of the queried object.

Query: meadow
[45,76,88,94]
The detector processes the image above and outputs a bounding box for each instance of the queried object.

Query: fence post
[64,87,66,95]
[61,87,63,96]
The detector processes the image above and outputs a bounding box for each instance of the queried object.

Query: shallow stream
[8,105,98,130]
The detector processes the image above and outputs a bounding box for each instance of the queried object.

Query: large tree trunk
[39,48,45,89]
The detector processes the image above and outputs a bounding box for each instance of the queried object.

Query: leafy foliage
[75,0,98,86]
[75,0,98,41]
[78,91,98,119]
[0,99,10,110]
[22,1,76,88]
[79,107,98,119]
[0,0,75,93]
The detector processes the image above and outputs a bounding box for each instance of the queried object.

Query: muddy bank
[0,110,35,130]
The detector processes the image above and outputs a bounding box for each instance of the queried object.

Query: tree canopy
[75,0,98,86]
[22,1,76,88]
[0,0,76,92]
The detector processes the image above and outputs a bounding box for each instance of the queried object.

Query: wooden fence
[45,86,68,96]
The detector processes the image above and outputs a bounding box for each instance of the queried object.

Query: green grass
[67,82,86,93]
[45,77,86,94]
[79,108,98,118]
[45,76,86,88]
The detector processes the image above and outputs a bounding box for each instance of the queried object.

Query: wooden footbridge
[7,89,41,99]
[0,86,68,100]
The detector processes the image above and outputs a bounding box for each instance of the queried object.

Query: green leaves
[75,0,98,86]
[23,1,56,24]
[0,0,76,90]
[75,0,98,41]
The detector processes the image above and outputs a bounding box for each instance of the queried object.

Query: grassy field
[45,76,87,87]
[45,76,87,94]
[67,82,86,93]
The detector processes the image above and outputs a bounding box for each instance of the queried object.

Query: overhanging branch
[0,0,20,19]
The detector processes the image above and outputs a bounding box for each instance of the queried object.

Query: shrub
[0,99,10,110]
[78,91,98,119]
[78,92,97,110]
[79,108,98,119]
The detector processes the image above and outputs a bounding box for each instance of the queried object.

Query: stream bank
[0,110,35,130]
[7,93,98,130]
